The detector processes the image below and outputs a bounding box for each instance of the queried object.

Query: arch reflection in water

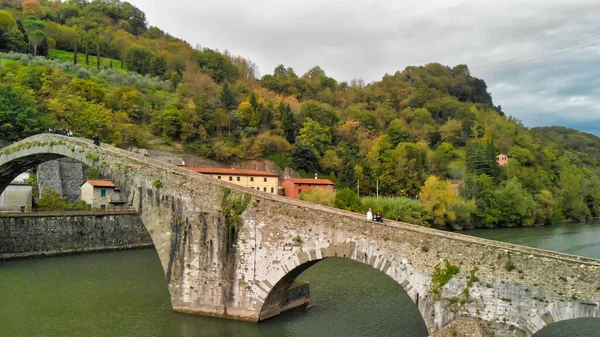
[532,317,600,337]
[0,250,428,337]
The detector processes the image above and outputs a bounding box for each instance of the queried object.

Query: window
[218,176,221,180]
[327,185,330,190]
[263,187,267,192]
[101,189,107,197]
[251,177,254,182]
[100,205,106,210]
[298,189,301,195]
[237,177,240,181]
[271,187,274,193]
[229,176,233,181]
[264,177,267,182]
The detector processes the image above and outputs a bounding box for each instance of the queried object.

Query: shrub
[299,188,334,207]
[334,188,363,212]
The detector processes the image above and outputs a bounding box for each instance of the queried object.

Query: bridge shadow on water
[532,318,600,337]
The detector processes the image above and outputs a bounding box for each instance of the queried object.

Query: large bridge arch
[3,134,600,337]
[257,243,434,328]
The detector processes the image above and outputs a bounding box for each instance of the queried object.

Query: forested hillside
[2,0,600,230]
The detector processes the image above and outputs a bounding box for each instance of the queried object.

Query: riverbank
[0,212,153,260]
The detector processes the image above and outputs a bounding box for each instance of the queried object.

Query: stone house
[497,154,509,166]
[80,179,123,209]
[182,167,280,194]
[282,178,335,199]
[0,172,33,210]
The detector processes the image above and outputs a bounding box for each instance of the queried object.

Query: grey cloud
[128,0,600,134]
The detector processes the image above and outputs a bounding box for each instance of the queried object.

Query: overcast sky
[128,0,600,135]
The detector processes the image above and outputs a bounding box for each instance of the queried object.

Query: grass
[49,49,124,70]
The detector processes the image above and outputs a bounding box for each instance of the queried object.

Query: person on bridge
[93,135,100,146]
[366,208,373,221]
[375,212,383,223]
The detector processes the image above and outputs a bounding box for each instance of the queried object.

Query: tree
[535,190,561,225]
[439,119,463,145]
[0,10,17,31]
[0,28,27,52]
[281,103,298,143]
[21,0,43,16]
[334,188,362,212]
[220,82,237,111]
[124,46,152,74]
[292,140,319,172]
[386,119,412,146]
[419,176,458,227]
[149,54,167,77]
[28,29,45,56]
[0,85,45,141]
[498,178,536,227]
[296,118,331,155]
[37,187,66,210]
[192,48,239,83]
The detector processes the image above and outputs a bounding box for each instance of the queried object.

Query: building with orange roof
[181,166,280,194]
[81,179,125,209]
[282,177,335,199]
[497,154,509,166]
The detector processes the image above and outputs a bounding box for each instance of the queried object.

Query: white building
[80,179,125,210]
[0,172,33,210]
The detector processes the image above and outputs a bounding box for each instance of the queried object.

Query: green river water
[1,221,600,337]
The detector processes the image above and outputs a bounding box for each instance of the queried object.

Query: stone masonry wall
[38,158,89,203]
[0,213,152,260]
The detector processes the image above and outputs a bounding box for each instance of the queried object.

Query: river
[1,221,600,337]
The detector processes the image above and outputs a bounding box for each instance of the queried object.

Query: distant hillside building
[182,167,280,194]
[81,180,125,209]
[0,172,33,210]
[497,154,509,166]
[282,178,335,199]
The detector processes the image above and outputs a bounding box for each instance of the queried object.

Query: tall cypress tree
[281,103,297,143]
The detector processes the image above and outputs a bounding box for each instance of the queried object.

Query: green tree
[386,119,412,146]
[124,46,152,74]
[149,53,167,77]
[498,178,536,227]
[296,118,331,155]
[0,85,46,141]
[37,187,67,210]
[0,10,17,31]
[334,188,363,212]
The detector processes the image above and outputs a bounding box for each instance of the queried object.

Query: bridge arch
[256,241,438,332]
[525,301,600,336]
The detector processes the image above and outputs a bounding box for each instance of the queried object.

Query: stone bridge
[1,134,599,337]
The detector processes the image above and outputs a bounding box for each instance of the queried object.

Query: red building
[282,178,335,199]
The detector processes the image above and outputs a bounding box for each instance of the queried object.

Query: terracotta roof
[182,166,279,177]
[285,178,335,185]
[84,180,116,188]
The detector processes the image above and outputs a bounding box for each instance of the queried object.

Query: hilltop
[1,0,599,229]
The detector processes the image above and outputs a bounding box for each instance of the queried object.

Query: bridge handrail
[6,135,600,267]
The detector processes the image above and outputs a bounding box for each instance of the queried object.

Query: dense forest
[1,0,600,230]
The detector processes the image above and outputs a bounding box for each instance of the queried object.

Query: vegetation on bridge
[2,0,600,230]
